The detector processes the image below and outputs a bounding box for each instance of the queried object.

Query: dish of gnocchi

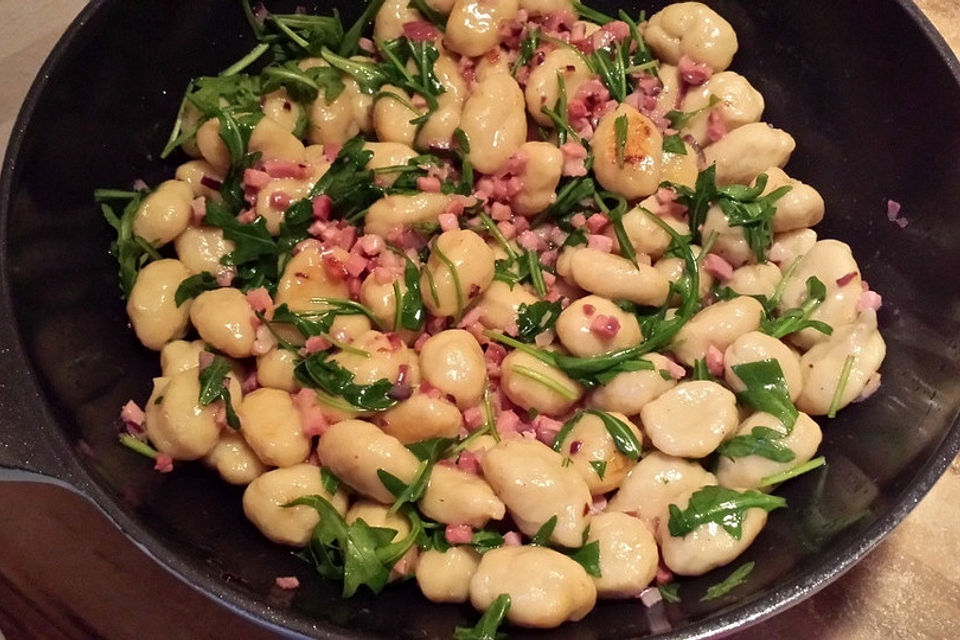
[97,0,887,634]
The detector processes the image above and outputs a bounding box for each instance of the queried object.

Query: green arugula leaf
[716,426,796,463]
[827,355,856,418]
[730,359,798,430]
[663,133,688,155]
[338,0,385,56]
[567,540,602,577]
[409,0,447,29]
[659,582,681,603]
[668,486,786,540]
[594,191,638,269]
[96,189,151,297]
[270,301,379,341]
[198,355,241,430]
[530,515,558,546]
[584,409,641,461]
[118,433,160,460]
[589,459,607,479]
[614,114,628,168]
[533,175,596,226]
[759,456,826,487]
[700,561,755,602]
[470,529,505,554]
[515,300,563,343]
[321,467,341,494]
[665,164,717,244]
[591,358,655,385]
[453,593,511,640]
[175,272,219,306]
[398,252,427,331]
[261,61,345,103]
[308,135,383,224]
[295,354,399,411]
[573,1,614,24]
[762,276,833,339]
[378,460,431,513]
[511,27,541,76]
[666,94,721,130]
[406,437,458,463]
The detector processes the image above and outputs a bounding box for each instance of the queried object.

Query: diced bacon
[438,213,459,231]
[706,345,725,377]
[559,141,588,177]
[322,253,348,281]
[518,230,543,252]
[664,358,686,380]
[245,287,274,317]
[587,234,614,252]
[582,303,596,316]
[371,267,395,286]
[854,372,882,402]
[444,196,467,217]
[312,194,333,221]
[344,252,368,278]
[503,531,522,546]
[120,400,146,431]
[497,221,517,240]
[416,176,443,193]
[590,494,608,515]
[391,546,419,578]
[236,208,257,224]
[322,143,342,163]
[154,453,174,474]
[656,565,673,585]
[490,201,512,221]
[496,410,521,437]
[590,314,621,338]
[458,307,483,329]
[678,55,714,85]
[445,523,473,545]
[706,109,727,142]
[458,55,477,91]
[190,196,206,225]
[504,149,529,176]
[586,213,610,233]
[571,213,589,229]
[704,253,734,282]
[636,74,662,96]
[274,576,300,590]
[241,372,260,394]
[540,249,558,268]
[269,191,291,210]
[243,168,272,190]
[292,389,330,437]
[589,20,630,52]
[858,290,883,311]
[640,587,663,607]
[542,271,556,288]
[402,20,440,42]
[462,406,485,431]
[533,415,564,447]
[357,234,384,257]
[456,450,481,475]
[836,271,858,287]
[886,199,902,221]
[264,159,310,180]
[252,324,276,356]
[358,37,376,54]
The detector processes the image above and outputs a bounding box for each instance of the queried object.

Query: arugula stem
[760,456,826,487]
[525,250,548,298]
[477,211,518,260]
[826,355,856,418]
[431,243,464,322]
[119,434,158,460]
[221,43,270,76]
[271,17,312,49]
[511,365,578,400]
[483,330,559,367]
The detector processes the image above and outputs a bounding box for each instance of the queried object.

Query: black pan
[2,1,960,638]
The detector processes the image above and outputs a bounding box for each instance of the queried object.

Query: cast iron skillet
[2,0,960,637]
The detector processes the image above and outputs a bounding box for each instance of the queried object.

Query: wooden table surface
[2,1,960,639]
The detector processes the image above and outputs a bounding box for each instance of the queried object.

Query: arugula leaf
[453,593,511,640]
[515,300,563,343]
[552,410,641,461]
[762,276,833,339]
[567,540,602,577]
[470,529,505,554]
[700,561,755,602]
[718,174,793,262]
[308,135,383,224]
[270,301,379,341]
[659,582,681,603]
[663,133,687,155]
[533,175,596,226]
[668,486,786,540]
[321,467,341,495]
[511,365,579,400]
[430,239,465,321]
[261,61,345,103]
[730,359,798,430]
[540,73,580,145]
[759,456,826,487]
[96,189,151,297]
[530,515,558,546]
[175,272,219,306]
[589,459,607,479]
[198,355,241,430]
[378,460,431,513]
[409,0,447,29]
[594,191,638,268]
[286,494,421,597]
[511,27,541,76]
[295,354,399,411]
[572,1,614,24]
[827,355,856,419]
[692,358,712,381]
[665,164,717,244]
[591,358,654,385]
[614,114,628,168]
[397,252,427,331]
[339,0,385,56]
[588,39,629,103]
[716,426,796,463]
[119,433,160,460]
[406,437,457,463]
